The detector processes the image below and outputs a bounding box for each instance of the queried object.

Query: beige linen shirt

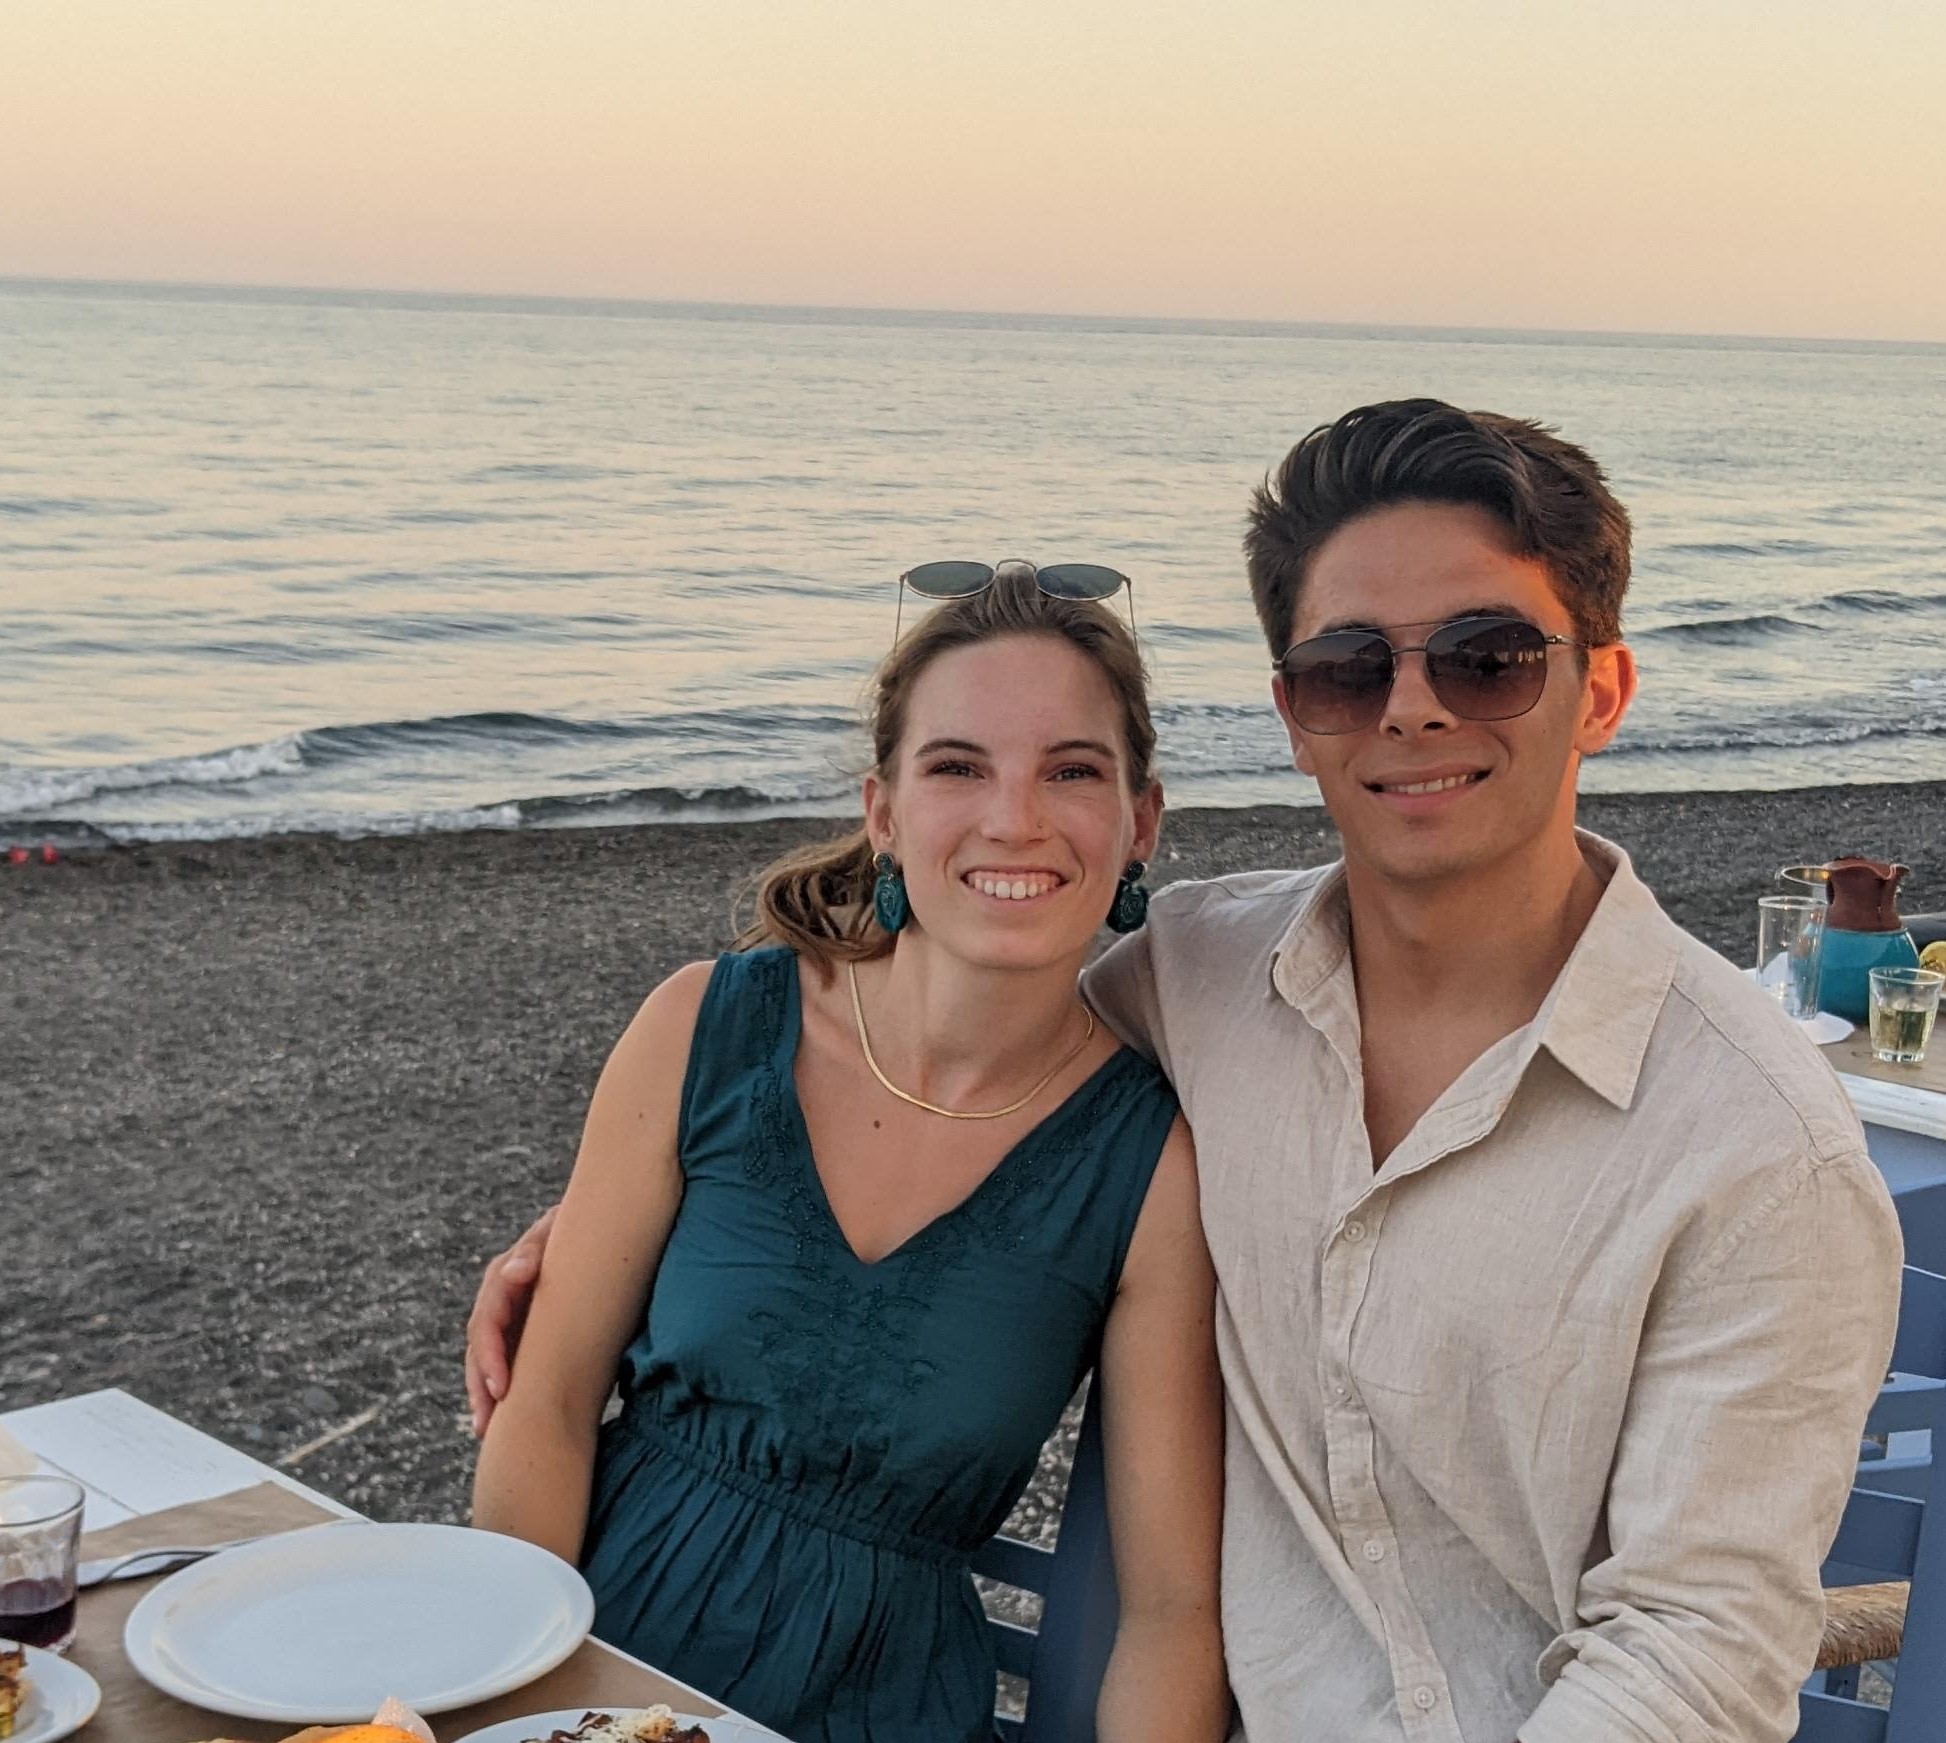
[1083,832,1902,1743]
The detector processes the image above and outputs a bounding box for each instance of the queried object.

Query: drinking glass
[1757,895,1825,1019]
[0,1473,83,1651]
[1868,966,1944,1065]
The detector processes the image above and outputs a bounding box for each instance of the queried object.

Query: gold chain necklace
[847,960,1096,1121]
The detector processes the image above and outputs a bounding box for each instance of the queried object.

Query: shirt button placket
[1323,1193,1390,1579]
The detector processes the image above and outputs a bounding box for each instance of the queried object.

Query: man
[469,400,1902,1741]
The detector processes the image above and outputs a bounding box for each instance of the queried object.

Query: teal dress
[580,947,1178,1743]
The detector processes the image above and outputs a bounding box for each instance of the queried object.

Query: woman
[471,567,1226,1743]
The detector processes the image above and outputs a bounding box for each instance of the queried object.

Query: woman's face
[866,632,1162,972]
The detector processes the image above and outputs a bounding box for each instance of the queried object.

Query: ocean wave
[301,705,859,759]
[0,494,165,518]
[0,801,527,847]
[1658,538,1834,560]
[1814,588,1946,617]
[0,707,866,814]
[0,782,848,847]
[518,781,854,825]
[461,461,634,484]
[0,736,307,812]
[1604,714,1946,759]
[1634,612,1820,645]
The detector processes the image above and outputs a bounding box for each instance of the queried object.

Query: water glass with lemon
[1870,956,1946,1065]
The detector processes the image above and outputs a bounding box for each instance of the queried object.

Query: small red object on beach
[40,844,60,864]
[6,847,29,867]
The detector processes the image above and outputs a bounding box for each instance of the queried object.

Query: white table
[1841,1069,1946,1146]
[0,1387,782,1739]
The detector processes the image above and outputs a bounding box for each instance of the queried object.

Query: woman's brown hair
[737,569,1156,976]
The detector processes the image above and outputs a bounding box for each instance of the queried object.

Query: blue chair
[972,1380,1120,1743]
[1799,1264,1946,1742]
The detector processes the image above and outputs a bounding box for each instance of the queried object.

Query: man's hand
[465,1204,560,1436]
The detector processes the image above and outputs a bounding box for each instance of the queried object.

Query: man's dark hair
[1245,398,1632,657]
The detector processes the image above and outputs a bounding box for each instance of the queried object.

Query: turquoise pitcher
[1785,858,1922,1023]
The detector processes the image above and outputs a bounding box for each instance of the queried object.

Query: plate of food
[194,1694,434,1742]
[0,1642,102,1743]
[453,1707,770,1742]
[124,1521,594,1722]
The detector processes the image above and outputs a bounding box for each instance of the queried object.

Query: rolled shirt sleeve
[1520,1144,1903,1743]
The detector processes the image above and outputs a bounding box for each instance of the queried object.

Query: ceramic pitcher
[1812,857,1921,1022]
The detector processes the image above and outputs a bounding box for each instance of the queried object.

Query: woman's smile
[960,867,1068,902]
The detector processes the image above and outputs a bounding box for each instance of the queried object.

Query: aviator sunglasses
[1275,614,1583,735]
[896,558,1136,641]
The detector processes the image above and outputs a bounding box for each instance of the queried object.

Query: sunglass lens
[902,561,995,598]
[1424,618,1550,720]
[1280,631,1394,734]
[1035,563,1129,600]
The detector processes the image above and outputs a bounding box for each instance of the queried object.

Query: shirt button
[1413,1686,1438,1711]
[1344,1220,1367,1243]
[1363,1539,1385,1562]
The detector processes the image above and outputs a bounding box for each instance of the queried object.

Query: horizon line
[4,272,1942,354]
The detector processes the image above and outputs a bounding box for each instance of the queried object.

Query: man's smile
[1362,767,1491,800]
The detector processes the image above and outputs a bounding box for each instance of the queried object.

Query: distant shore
[8,781,1945,1530]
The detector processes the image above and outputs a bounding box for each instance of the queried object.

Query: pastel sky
[5,0,1943,340]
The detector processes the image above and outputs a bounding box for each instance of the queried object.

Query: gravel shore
[7,782,1945,1540]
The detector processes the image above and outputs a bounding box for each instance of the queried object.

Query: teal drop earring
[873,852,911,933]
[1107,860,1149,933]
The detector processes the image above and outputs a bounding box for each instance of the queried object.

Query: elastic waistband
[615,1408,971,1570]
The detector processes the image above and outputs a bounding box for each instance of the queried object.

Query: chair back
[971,1379,1120,1743]
[1798,1264,1946,1742]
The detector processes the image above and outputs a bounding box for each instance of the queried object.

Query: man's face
[1270,500,1636,889]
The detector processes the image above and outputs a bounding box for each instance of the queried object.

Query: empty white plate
[123,1520,594,1721]
[454,1710,776,1742]
[7,1646,102,1743]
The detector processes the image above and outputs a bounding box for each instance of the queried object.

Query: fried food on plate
[198,1729,425,1743]
[198,1695,435,1743]
[0,1642,27,1741]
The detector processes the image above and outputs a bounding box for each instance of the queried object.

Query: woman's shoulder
[614,958,719,1059]
[624,946,805,1086]
[648,944,795,1013]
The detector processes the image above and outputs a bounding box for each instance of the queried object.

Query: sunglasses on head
[896,558,1136,642]
[1275,614,1583,736]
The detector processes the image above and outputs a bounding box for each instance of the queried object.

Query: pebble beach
[8,782,1946,1544]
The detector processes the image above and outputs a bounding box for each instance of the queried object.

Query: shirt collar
[1266,829,1678,1112]
[1267,861,1353,1014]
[1532,832,1679,1111]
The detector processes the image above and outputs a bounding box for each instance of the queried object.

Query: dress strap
[676,947,800,1169]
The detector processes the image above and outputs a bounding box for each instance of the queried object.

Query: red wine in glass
[0,1575,77,1650]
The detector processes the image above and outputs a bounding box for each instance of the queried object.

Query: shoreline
[12,764,1946,857]
[9,779,1945,1528]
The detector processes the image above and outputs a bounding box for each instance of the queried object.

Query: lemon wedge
[1921,940,1946,977]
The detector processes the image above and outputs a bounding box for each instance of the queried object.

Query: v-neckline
[777,953,1130,1270]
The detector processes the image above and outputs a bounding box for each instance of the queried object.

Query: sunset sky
[4,0,1943,341]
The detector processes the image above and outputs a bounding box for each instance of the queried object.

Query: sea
[5,278,1945,848]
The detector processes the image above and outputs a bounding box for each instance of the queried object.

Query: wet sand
[7,782,1944,1536]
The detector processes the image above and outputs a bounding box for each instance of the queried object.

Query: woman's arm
[470,960,713,1561]
[1095,1117,1230,1743]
